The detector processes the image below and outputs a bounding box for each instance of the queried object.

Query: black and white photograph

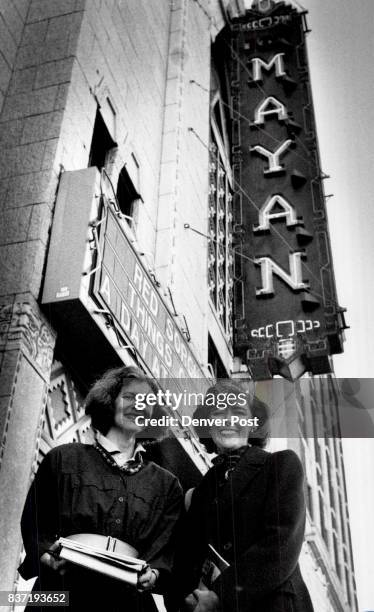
[0,0,373,611]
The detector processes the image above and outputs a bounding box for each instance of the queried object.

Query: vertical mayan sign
[222,0,347,380]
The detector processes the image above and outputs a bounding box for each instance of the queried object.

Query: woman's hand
[40,540,67,575]
[137,566,159,592]
[183,589,220,612]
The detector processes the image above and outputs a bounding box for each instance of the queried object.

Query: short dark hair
[85,366,163,441]
[192,381,270,452]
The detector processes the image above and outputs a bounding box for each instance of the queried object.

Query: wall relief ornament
[0,297,56,380]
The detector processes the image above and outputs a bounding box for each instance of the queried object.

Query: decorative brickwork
[0,297,55,379]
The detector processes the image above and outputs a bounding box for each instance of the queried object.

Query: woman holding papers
[172,381,313,612]
[19,366,183,611]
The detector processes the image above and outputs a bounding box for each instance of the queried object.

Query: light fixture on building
[270,336,308,381]
[268,350,307,382]
[247,337,308,382]
[251,0,275,13]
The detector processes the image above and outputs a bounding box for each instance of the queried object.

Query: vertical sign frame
[220,1,346,380]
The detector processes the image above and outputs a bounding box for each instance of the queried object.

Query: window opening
[88,108,116,170]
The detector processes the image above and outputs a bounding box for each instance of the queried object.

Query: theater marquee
[41,168,205,382]
[93,206,203,379]
[223,0,346,380]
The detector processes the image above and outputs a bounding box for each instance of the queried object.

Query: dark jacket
[19,443,183,612]
[172,446,314,612]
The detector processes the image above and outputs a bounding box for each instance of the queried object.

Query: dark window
[307,483,314,520]
[89,108,116,170]
[208,336,228,379]
[326,452,335,507]
[314,438,321,466]
[345,567,351,606]
[333,532,342,579]
[318,490,328,544]
[116,164,141,223]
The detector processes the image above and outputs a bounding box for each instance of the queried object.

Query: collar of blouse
[94,430,146,468]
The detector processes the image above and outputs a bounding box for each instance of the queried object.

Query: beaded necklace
[93,440,144,475]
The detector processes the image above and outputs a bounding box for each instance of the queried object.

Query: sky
[245,1,374,609]
[299,2,374,610]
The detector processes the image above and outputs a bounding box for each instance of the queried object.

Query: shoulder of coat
[269,448,303,471]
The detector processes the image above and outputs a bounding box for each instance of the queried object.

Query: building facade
[265,376,358,611]
[0,0,357,610]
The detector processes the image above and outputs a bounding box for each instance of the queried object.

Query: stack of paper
[58,537,147,585]
[199,544,230,589]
